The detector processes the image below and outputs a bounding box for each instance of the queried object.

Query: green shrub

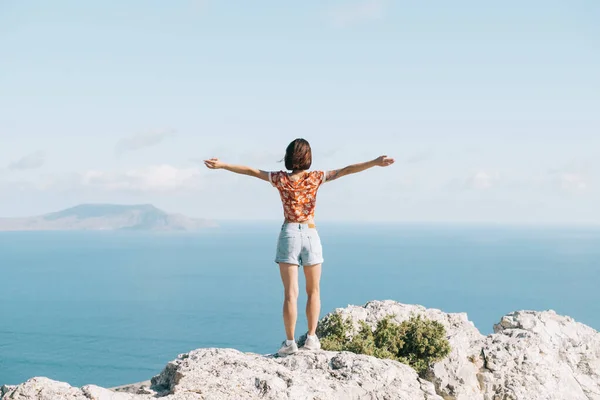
[317,313,451,376]
[317,312,353,352]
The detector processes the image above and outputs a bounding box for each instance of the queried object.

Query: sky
[1,0,599,223]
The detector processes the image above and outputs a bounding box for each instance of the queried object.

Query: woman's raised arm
[204,158,270,182]
[325,155,394,182]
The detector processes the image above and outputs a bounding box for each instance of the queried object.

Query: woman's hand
[375,155,395,167]
[204,158,225,169]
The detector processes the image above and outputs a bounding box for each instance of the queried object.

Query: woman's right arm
[204,158,270,182]
[325,155,394,182]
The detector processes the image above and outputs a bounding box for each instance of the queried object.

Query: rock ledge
[2,301,599,400]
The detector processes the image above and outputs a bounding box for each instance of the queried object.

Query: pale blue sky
[1,0,599,223]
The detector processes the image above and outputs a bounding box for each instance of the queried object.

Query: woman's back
[269,170,326,223]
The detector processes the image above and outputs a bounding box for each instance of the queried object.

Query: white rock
[0,377,89,400]
[0,378,152,400]
[478,310,600,400]
[0,349,440,400]
[151,348,440,400]
[82,385,150,400]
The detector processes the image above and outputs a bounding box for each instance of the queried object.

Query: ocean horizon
[1,222,599,388]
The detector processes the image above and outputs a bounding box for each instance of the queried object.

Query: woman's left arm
[204,158,270,182]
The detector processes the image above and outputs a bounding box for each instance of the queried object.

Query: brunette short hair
[284,138,312,171]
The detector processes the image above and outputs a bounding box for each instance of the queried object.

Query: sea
[1,222,599,388]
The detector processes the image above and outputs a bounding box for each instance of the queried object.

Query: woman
[204,138,394,356]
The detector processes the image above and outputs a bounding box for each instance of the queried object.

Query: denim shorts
[275,223,324,266]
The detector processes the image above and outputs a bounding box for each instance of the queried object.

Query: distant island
[0,204,217,232]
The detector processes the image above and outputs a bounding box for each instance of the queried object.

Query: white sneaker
[277,341,298,356]
[303,335,321,351]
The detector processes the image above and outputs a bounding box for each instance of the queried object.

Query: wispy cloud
[327,0,386,27]
[81,165,201,192]
[548,163,591,194]
[37,165,203,193]
[553,172,588,193]
[467,171,497,190]
[115,130,175,156]
[8,151,46,171]
[448,170,500,191]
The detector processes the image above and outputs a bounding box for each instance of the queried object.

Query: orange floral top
[269,171,326,222]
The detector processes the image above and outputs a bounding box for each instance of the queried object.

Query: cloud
[448,170,500,191]
[81,165,202,192]
[327,0,386,27]
[8,151,46,170]
[556,173,588,193]
[36,165,202,193]
[547,163,590,194]
[115,130,175,155]
[468,171,495,190]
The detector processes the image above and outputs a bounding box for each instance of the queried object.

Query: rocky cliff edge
[2,300,599,400]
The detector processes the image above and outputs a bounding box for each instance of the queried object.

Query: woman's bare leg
[279,263,299,340]
[303,263,322,336]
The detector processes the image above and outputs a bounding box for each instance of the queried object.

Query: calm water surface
[1,223,599,387]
